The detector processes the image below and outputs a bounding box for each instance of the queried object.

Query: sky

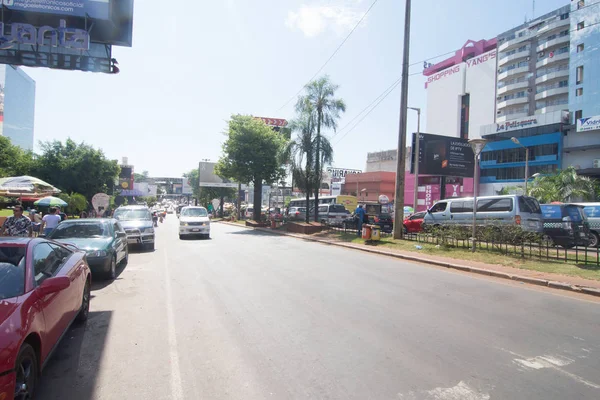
[23,0,569,179]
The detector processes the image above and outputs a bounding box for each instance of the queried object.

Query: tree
[57,192,88,215]
[134,170,150,183]
[215,115,287,222]
[295,76,346,221]
[31,139,120,201]
[0,136,35,177]
[528,166,597,203]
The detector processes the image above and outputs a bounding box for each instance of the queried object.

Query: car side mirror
[427,210,432,214]
[38,276,70,296]
[116,231,127,238]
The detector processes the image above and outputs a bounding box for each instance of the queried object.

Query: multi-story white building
[0,65,36,151]
[496,5,571,122]
[424,38,498,140]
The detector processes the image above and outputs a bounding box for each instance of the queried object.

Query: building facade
[424,38,498,140]
[0,65,36,151]
[564,0,600,177]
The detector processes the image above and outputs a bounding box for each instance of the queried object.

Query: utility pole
[409,107,421,213]
[393,0,412,240]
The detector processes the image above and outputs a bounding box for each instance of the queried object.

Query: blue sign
[3,0,110,20]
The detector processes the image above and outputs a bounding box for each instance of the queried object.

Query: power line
[274,0,380,113]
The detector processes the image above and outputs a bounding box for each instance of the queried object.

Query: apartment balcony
[498,49,530,68]
[497,80,530,96]
[535,68,569,85]
[497,96,529,110]
[536,52,569,69]
[536,18,570,36]
[536,35,570,52]
[496,112,529,123]
[498,35,531,52]
[535,104,568,114]
[498,66,530,82]
[535,86,568,101]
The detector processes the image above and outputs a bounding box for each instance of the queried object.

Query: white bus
[288,195,358,212]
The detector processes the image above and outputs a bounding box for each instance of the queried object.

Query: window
[33,243,63,285]
[518,197,541,214]
[575,110,583,120]
[577,22,585,31]
[577,0,585,9]
[561,13,570,20]
[577,43,585,53]
[576,88,583,96]
[583,206,600,218]
[576,66,584,84]
[478,198,513,212]
[430,202,447,213]
[450,201,473,213]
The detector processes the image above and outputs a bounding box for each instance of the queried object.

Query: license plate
[192,228,200,232]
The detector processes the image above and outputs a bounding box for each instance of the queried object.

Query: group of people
[0,205,67,237]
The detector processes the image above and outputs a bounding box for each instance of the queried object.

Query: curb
[218,221,600,298]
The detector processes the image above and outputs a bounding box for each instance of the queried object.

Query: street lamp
[469,138,487,252]
[408,107,421,212]
[511,137,530,194]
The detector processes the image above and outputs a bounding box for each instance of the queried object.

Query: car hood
[117,220,153,229]
[180,216,210,223]
[54,237,112,251]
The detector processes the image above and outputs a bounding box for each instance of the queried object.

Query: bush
[425,222,541,247]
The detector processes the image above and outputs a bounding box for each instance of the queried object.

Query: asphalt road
[36,217,600,399]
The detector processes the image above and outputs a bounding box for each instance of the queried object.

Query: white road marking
[398,381,491,400]
[503,349,600,390]
[164,249,184,400]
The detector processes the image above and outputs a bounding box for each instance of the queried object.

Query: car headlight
[87,250,107,257]
[180,222,187,226]
[145,227,155,233]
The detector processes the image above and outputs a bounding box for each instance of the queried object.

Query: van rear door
[517,196,543,232]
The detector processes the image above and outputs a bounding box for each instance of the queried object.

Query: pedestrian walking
[29,209,42,236]
[354,204,366,237]
[40,207,61,236]
[1,205,33,237]
[79,210,88,219]
[56,206,67,221]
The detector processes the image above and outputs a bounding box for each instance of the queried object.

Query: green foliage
[56,192,88,215]
[30,139,120,201]
[425,223,541,249]
[133,171,150,183]
[215,115,287,221]
[0,136,35,177]
[137,196,157,206]
[528,166,596,203]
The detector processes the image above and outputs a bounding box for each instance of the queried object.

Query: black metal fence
[323,223,600,267]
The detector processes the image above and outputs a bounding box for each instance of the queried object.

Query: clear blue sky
[24,0,568,178]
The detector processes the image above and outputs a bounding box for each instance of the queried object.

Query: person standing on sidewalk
[354,204,366,237]
[40,207,61,236]
[1,205,33,237]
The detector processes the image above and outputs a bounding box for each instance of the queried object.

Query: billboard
[4,0,110,20]
[199,161,238,188]
[411,132,475,178]
[577,115,600,133]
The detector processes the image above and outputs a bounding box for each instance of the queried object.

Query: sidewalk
[220,221,600,297]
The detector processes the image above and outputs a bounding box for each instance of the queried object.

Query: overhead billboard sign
[411,132,475,178]
[199,161,239,188]
[3,0,110,20]
[577,115,600,133]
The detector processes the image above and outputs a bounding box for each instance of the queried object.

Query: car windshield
[0,246,26,300]
[182,208,208,217]
[114,209,152,221]
[49,222,109,239]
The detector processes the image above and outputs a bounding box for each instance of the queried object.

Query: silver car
[179,206,211,239]
[288,207,307,221]
[113,205,156,250]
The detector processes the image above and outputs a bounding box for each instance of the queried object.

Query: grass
[325,231,600,282]
[0,209,12,217]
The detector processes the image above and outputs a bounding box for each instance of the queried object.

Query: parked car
[287,207,307,221]
[113,205,155,251]
[0,237,92,399]
[422,195,543,233]
[179,206,211,239]
[47,218,129,279]
[404,211,426,233]
[309,204,350,226]
[244,207,254,219]
[574,203,600,247]
[540,204,590,248]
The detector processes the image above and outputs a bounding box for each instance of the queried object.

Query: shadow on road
[36,311,112,400]
[91,262,128,291]
[227,229,280,237]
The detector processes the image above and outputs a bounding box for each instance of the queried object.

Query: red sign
[255,117,288,127]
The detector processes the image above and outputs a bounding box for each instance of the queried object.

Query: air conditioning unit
[594,159,600,168]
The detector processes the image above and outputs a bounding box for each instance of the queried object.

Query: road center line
[164,248,184,400]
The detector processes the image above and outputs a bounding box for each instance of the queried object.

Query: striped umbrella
[0,176,61,197]
[34,196,68,207]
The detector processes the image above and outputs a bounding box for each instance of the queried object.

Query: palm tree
[528,166,597,203]
[296,76,346,221]
[286,111,316,223]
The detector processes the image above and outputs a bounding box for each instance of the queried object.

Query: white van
[422,195,543,233]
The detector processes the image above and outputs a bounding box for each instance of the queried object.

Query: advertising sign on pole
[411,132,475,178]
[91,193,110,215]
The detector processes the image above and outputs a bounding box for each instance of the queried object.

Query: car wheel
[106,256,116,281]
[588,232,599,248]
[541,234,555,247]
[403,225,408,234]
[76,281,91,323]
[14,344,38,400]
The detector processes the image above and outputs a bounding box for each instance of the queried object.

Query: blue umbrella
[34,196,68,207]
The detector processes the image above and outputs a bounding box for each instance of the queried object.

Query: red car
[0,237,91,400]
[403,211,426,233]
